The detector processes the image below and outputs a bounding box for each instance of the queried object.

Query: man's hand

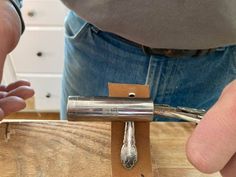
[0,80,34,120]
[0,1,34,120]
[0,0,22,53]
[0,0,22,81]
[186,80,236,177]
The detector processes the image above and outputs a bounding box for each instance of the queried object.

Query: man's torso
[62,0,236,49]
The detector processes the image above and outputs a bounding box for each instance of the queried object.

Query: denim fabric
[61,11,236,121]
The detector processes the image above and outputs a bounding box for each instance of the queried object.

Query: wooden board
[0,121,221,177]
[6,112,59,120]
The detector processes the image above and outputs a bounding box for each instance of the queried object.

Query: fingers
[221,153,236,177]
[5,80,31,91]
[186,80,236,173]
[6,86,34,100]
[0,80,30,92]
[0,80,34,120]
[0,91,7,99]
[0,80,34,100]
[0,96,26,118]
[0,85,7,91]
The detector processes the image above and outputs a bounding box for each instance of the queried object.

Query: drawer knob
[36,52,43,57]
[46,93,51,98]
[27,11,36,17]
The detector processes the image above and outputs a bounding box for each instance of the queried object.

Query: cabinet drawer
[22,0,68,26]
[11,28,64,74]
[17,74,62,111]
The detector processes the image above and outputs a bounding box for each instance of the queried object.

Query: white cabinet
[11,28,64,74]
[17,74,62,111]
[3,0,68,112]
[21,0,67,26]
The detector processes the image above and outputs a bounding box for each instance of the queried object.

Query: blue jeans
[61,11,236,121]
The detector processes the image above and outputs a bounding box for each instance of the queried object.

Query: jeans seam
[65,23,90,41]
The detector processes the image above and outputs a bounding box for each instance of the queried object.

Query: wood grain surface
[0,121,221,177]
[6,112,59,120]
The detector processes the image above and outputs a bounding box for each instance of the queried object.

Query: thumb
[186,80,236,173]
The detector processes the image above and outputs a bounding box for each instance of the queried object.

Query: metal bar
[67,96,206,122]
[67,96,154,121]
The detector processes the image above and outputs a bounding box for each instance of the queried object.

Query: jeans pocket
[64,12,90,41]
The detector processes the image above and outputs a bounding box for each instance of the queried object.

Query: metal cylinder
[67,96,154,121]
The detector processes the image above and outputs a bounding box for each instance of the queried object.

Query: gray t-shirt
[61,0,236,49]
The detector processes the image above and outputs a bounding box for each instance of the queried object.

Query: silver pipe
[67,96,205,122]
[67,96,154,121]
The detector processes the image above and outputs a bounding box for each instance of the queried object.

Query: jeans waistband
[91,25,216,58]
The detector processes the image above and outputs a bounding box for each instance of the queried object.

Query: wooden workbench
[0,121,221,177]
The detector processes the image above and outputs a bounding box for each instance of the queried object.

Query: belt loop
[90,25,100,34]
[192,50,201,57]
[142,46,151,56]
